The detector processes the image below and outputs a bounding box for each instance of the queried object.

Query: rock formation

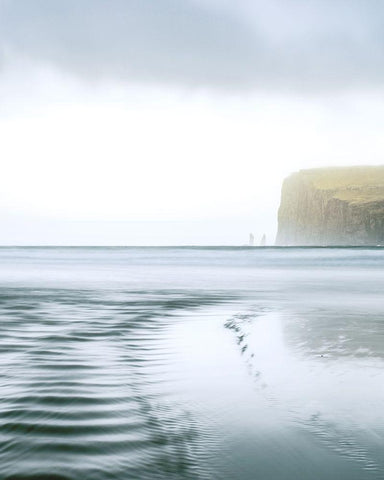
[276,166,384,246]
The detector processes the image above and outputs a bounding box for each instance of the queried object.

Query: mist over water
[0,247,383,480]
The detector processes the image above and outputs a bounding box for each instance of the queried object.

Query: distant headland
[275,166,384,246]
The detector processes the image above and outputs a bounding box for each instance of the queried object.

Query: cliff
[275,166,384,246]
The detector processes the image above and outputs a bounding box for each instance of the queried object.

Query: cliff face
[276,167,384,246]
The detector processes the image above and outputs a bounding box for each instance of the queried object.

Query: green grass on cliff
[298,166,384,204]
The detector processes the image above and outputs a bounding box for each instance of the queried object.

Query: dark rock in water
[276,166,384,246]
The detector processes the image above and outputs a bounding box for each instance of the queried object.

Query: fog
[1,1,384,244]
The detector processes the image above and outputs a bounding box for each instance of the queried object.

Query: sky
[1,0,384,245]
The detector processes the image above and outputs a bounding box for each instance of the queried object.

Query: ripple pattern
[0,288,223,480]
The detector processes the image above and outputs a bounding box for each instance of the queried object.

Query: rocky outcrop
[276,166,384,246]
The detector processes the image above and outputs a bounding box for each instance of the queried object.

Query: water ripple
[0,288,223,480]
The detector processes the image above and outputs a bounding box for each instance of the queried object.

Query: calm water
[0,247,383,480]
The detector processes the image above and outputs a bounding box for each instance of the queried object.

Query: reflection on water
[224,310,384,477]
[0,247,383,479]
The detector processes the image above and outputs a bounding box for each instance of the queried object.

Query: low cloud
[0,0,383,92]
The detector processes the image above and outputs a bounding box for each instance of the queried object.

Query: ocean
[0,246,383,480]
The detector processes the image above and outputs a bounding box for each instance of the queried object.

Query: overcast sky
[1,0,384,245]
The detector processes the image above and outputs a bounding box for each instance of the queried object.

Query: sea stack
[275,166,384,246]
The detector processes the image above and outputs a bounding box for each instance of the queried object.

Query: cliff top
[293,166,384,204]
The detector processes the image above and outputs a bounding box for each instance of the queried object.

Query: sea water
[0,247,383,480]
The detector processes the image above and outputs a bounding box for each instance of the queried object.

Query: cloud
[0,0,383,92]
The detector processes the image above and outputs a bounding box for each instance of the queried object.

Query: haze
[1,0,384,245]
